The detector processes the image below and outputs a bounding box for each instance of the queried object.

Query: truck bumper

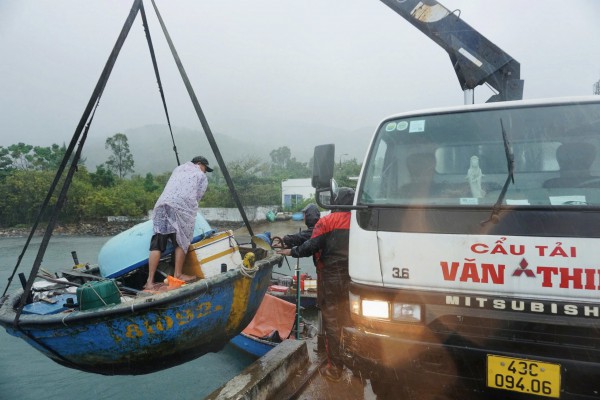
[343,326,600,399]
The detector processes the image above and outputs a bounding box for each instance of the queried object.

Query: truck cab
[314,96,600,399]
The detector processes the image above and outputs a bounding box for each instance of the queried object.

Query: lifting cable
[9,0,143,324]
[16,99,104,371]
[150,0,255,237]
[6,0,256,324]
[139,1,180,166]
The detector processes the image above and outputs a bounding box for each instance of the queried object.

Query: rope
[14,97,101,324]
[86,280,121,307]
[239,262,259,279]
[150,0,255,237]
[12,0,143,325]
[139,1,180,166]
[62,311,72,327]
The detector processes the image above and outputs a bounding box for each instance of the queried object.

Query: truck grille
[430,315,600,357]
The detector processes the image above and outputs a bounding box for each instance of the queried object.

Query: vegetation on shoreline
[0,138,361,229]
[0,220,247,238]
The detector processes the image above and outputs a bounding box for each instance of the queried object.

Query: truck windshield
[359,101,600,207]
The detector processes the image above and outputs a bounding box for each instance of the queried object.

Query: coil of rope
[239,252,258,278]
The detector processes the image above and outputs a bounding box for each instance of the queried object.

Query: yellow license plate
[487,355,561,398]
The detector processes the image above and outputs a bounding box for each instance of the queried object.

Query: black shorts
[149,233,177,252]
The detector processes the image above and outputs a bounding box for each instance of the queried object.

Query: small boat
[230,332,279,358]
[268,274,318,309]
[291,212,304,221]
[0,226,282,375]
[229,293,298,357]
[267,289,318,309]
[0,0,284,376]
[98,212,214,278]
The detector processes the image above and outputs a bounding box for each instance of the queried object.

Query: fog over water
[1,0,599,170]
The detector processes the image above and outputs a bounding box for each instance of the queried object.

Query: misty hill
[83,119,372,175]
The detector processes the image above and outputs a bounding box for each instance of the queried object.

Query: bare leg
[146,249,161,288]
[173,246,186,279]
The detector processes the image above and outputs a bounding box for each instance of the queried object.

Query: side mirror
[314,178,337,208]
[312,144,335,189]
[331,178,339,198]
[312,144,335,209]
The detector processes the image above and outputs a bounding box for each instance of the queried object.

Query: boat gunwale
[0,252,282,329]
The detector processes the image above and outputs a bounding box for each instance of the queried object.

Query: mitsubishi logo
[512,258,535,277]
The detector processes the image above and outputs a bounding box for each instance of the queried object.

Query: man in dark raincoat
[279,203,321,248]
[277,188,354,381]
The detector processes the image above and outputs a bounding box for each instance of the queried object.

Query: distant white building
[281,178,314,209]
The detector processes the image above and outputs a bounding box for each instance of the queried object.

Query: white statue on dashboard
[466,155,486,198]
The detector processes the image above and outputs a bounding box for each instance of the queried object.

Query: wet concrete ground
[273,335,377,400]
[294,361,377,399]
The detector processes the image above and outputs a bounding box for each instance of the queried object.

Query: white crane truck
[311,1,600,398]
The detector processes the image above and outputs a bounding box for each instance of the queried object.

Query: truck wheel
[370,377,405,399]
[370,370,417,400]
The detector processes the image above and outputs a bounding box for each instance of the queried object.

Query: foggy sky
[1,0,599,150]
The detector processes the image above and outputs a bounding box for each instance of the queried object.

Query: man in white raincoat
[145,155,212,290]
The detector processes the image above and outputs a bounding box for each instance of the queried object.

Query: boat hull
[229,332,277,358]
[0,254,280,375]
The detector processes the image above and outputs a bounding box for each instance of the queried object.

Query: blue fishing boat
[98,212,214,278]
[0,0,283,376]
[0,235,281,375]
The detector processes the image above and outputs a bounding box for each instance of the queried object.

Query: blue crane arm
[380,0,524,102]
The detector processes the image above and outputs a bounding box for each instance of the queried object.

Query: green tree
[0,146,14,180]
[200,158,280,207]
[0,145,334,226]
[1,142,83,172]
[62,172,159,221]
[61,168,94,222]
[90,164,116,187]
[334,157,362,188]
[8,142,34,170]
[143,172,159,192]
[109,179,154,217]
[201,185,235,207]
[105,133,134,178]
[31,143,68,170]
[269,146,291,168]
[0,170,55,226]
[283,157,310,178]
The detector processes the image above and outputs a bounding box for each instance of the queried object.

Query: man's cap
[301,203,317,212]
[191,155,213,172]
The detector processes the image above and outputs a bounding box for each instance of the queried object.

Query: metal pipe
[464,89,474,105]
[295,252,301,339]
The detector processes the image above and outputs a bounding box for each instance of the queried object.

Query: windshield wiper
[481,118,514,225]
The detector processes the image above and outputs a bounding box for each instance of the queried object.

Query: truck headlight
[349,292,422,322]
[362,299,390,319]
[392,303,421,322]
